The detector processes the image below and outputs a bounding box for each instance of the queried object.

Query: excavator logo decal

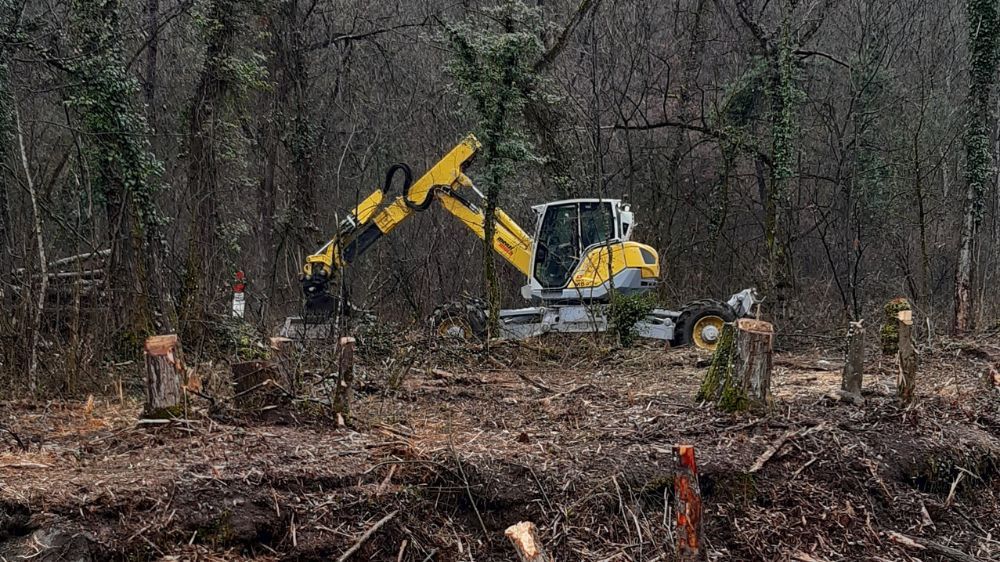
[497,238,514,256]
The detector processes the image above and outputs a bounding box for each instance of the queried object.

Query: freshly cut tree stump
[697,319,773,412]
[880,297,911,355]
[332,337,356,421]
[143,335,185,418]
[504,521,550,562]
[840,320,865,401]
[896,308,918,405]
[231,360,279,409]
[674,445,704,561]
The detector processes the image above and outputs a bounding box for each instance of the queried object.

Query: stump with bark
[897,308,918,405]
[331,337,356,423]
[231,360,281,409]
[697,319,773,412]
[840,320,865,400]
[143,335,185,418]
[881,297,911,355]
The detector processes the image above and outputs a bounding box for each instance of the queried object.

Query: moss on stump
[881,298,911,355]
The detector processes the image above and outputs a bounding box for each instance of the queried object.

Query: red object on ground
[674,444,704,560]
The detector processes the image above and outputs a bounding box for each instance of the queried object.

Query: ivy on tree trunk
[955,0,1000,335]
[444,0,544,341]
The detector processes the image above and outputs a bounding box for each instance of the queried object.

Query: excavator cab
[522,199,660,303]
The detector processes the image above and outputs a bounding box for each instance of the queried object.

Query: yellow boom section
[303,134,534,283]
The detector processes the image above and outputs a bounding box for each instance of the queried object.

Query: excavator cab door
[532,200,617,290]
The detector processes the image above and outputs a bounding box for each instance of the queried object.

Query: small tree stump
[897,308,918,405]
[143,335,185,418]
[332,337,356,421]
[504,521,551,562]
[880,297,911,355]
[840,320,865,400]
[697,319,773,412]
[674,445,704,561]
[232,360,278,409]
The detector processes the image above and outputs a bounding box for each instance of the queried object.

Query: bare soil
[1,335,999,561]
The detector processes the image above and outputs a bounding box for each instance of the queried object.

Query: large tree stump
[880,297,911,355]
[231,360,280,409]
[143,335,185,418]
[331,337,356,423]
[504,521,551,562]
[840,320,865,400]
[674,445,705,561]
[697,319,773,412]
[897,308,918,405]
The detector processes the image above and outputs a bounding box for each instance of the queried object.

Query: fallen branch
[748,424,826,474]
[749,428,799,473]
[887,531,982,562]
[0,461,50,468]
[336,510,399,562]
[0,424,27,451]
[514,371,553,393]
[539,383,592,404]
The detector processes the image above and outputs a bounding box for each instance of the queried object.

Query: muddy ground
[1,335,999,561]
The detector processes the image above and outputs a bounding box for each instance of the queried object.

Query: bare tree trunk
[897,309,917,405]
[143,0,158,112]
[179,0,240,338]
[841,320,864,398]
[332,336,355,424]
[954,195,976,335]
[14,102,45,394]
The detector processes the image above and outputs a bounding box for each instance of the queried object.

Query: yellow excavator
[287,134,756,350]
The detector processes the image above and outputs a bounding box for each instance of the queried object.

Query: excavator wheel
[430,301,488,341]
[673,299,736,351]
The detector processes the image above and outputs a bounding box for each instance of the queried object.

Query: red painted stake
[674,444,704,560]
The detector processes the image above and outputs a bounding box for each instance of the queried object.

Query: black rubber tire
[430,300,488,340]
[672,299,736,347]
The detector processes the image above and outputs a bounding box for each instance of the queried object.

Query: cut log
[697,319,773,412]
[143,335,185,418]
[231,360,278,409]
[880,297,911,355]
[674,445,704,561]
[840,320,865,400]
[332,337,356,418]
[896,308,918,405]
[504,521,551,562]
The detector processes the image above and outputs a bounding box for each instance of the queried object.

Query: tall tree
[954,0,1000,334]
[179,0,265,338]
[445,0,544,339]
[67,0,171,339]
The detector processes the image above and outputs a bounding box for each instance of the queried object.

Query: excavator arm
[301,134,534,315]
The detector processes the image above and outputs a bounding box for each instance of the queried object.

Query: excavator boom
[301,134,533,314]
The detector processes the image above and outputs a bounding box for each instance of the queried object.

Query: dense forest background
[0,0,997,393]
